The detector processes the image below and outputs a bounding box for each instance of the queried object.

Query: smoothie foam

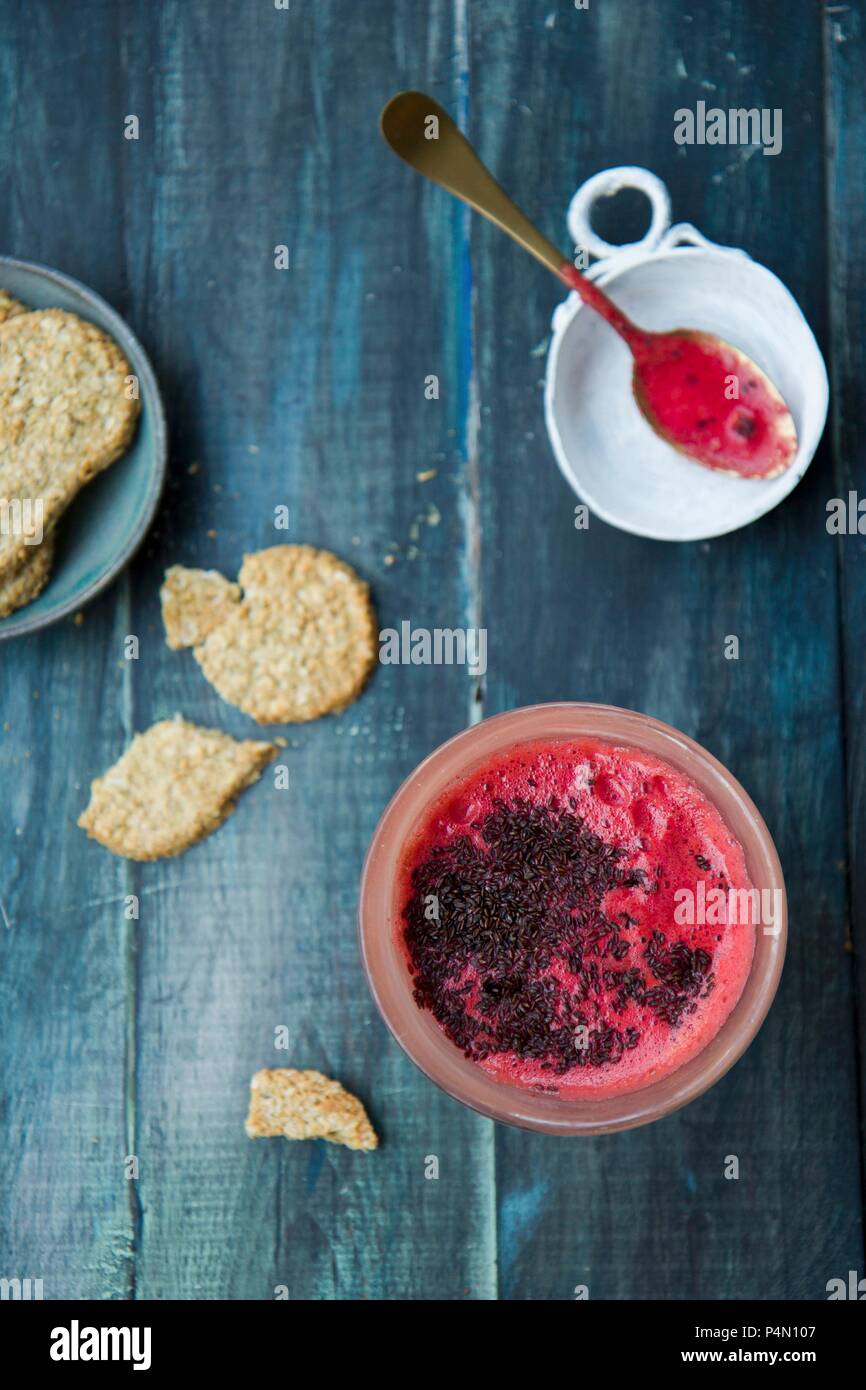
[398,737,755,1098]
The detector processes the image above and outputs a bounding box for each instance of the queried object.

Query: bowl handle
[566,166,671,267]
[657,220,750,260]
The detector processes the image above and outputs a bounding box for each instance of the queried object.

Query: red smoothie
[398,738,756,1098]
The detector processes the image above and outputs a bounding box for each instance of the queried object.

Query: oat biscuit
[0,534,55,618]
[0,309,140,578]
[160,564,241,650]
[77,716,277,861]
[0,290,27,325]
[245,1069,378,1151]
[192,545,377,724]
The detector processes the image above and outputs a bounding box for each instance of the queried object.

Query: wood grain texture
[122,0,495,1300]
[823,0,866,1175]
[0,0,137,1300]
[0,0,863,1302]
[470,0,863,1298]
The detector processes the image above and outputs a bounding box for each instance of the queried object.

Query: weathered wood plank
[3,0,864,1303]
[0,0,135,1299]
[823,0,866,1192]
[470,0,863,1298]
[126,0,495,1300]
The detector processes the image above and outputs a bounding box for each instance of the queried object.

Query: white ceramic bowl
[544,167,829,542]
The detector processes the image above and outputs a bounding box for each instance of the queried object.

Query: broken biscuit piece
[77,716,277,860]
[245,1068,378,1152]
[160,564,241,650]
[0,534,55,618]
[193,545,377,724]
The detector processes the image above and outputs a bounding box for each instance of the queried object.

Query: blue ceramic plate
[0,256,167,639]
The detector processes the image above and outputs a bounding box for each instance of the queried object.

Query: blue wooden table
[1,0,864,1300]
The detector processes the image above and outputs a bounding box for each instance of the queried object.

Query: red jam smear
[631,331,797,479]
[557,262,796,479]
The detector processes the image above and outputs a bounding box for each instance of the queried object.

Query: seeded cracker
[0,290,27,325]
[193,545,377,724]
[0,291,50,618]
[0,534,55,618]
[0,309,140,578]
[77,717,277,861]
[160,565,242,650]
[245,1069,378,1151]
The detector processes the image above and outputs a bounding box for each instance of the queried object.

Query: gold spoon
[380,91,797,480]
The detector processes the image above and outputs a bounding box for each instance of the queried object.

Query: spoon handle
[380,91,640,346]
[380,91,565,275]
